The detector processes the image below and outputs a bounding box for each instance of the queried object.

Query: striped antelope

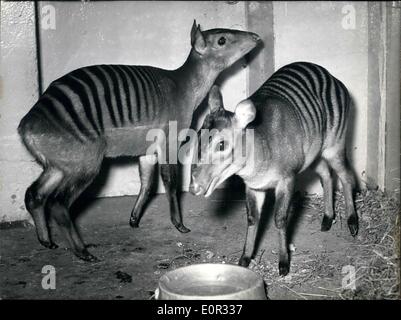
[190,62,357,276]
[18,21,261,261]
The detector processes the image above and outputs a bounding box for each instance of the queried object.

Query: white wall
[0,1,39,223]
[273,1,369,193]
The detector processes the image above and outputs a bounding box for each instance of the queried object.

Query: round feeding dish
[157,263,267,300]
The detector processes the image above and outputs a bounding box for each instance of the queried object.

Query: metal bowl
[156,263,267,300]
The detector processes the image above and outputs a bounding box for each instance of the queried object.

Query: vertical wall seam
[245,1,275,94]
[378,2,387,190]
[34,1,43,96]
[366,2,380,189]
[384,1,401,197]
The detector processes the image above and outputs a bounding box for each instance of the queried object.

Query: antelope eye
[218,37,226,46]
[218,141,226,151]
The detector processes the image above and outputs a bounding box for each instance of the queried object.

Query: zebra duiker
[18,20,261,261]
[190,62,357,276]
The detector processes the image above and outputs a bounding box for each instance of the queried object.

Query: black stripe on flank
[270,77,315,131]
[309,64,330,132]
[98,65,121,126]
[76,68,105,132]
[122,65,143,122]
[125,66,142,121]
[118,65,138,123]
[324,76,335,130]
[279,71,322,133]
[336,80,348,139]
[137,67,156,120]
[333,80,343,137]
[145,68,163,108]
[266,87,308,137]
[114,65,133,124]
[305,63,325,104]
[266,79,308,122]
[132,67,150,120]
[89,66,119,127]
[294,63,326,132]
[103,65,126,126]
[265,84,309,135]
[341,96,350,139]
[285,66,322,122]
[289,64,318,99]
[47,85,94,140]
[36,96,83,140]
[62,75,101,136]
[43,88,91,141]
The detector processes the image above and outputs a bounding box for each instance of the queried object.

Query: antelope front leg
[160,164,190,233]
[274,177,295,276]
[239,187,266,267]
[130,155,157,228]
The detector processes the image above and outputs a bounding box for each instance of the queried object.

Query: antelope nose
[189,175,203,195]
[251,33,261,42]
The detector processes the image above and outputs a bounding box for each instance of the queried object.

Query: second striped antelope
[190,62,357,276]
[18,21,261,261]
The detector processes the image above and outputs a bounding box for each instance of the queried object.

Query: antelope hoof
[76,250,99,262]
[238,255,251,267]
[278,261,290,276]
[39,240,58,249]
[175,223,191,233]
[85,243,99,249]
[347,215,359,237]
[129,217,140,228]
[321,216,333,232]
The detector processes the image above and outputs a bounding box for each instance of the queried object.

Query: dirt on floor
[0,188,399,300]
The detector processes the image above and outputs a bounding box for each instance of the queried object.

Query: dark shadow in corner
[208,175,246,220]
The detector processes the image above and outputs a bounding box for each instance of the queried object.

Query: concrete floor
[0,189,359,300]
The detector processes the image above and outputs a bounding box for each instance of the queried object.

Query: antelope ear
[208,85,223,113]
[190,20,197,43]
[234,100,256,129]
[190,21,206,55]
